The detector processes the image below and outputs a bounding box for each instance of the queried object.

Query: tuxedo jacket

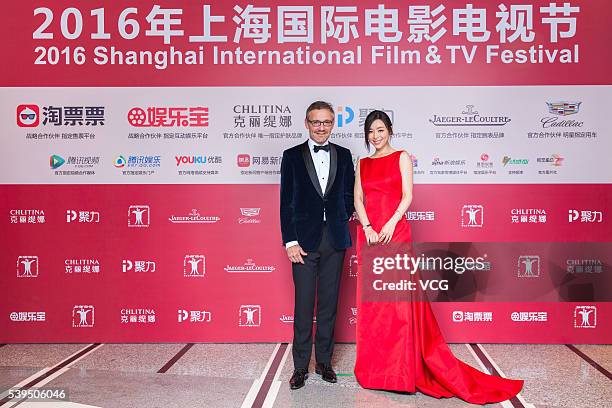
[280,141,355,252]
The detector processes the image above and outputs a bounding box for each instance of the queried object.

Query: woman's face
[367,119,391,150]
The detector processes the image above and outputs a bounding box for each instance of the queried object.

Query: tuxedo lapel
[324,144,338,197]
[301,142,324,198]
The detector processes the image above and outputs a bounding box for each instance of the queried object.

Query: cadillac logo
[546,101,581,116]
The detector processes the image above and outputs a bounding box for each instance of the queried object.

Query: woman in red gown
[353,110,523,404]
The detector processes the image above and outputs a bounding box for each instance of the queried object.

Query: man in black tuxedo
[280,101,355,390]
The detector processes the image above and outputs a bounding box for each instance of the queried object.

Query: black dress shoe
[315,363,337,383]
[289,368,308,390]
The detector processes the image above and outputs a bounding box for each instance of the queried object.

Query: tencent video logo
[50,155,65,169]
[17,105,39,127]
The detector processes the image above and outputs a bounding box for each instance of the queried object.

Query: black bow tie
[313,144,330,153]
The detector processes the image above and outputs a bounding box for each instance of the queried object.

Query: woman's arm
[378,151,413,243]
[394,151,414,218]
[354,159,379,245]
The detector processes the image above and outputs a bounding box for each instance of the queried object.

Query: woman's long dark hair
[364,110,393,151]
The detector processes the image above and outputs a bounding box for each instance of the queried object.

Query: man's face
[305,109,334,145]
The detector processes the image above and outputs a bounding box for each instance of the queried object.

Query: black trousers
[292,224,345,369]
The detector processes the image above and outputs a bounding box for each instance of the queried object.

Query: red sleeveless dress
[354,151,523,404]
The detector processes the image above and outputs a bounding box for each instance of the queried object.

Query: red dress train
[354,151,523,404]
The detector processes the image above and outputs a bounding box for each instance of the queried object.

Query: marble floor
[0,343,609,408]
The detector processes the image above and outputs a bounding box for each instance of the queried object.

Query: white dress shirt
[286,139,330,249]
[308,138,331,194]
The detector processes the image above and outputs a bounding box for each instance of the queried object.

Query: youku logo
[429,105,511,127]
[541,101,583,128]
[175,155,208,166]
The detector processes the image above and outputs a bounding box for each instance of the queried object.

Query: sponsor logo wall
[1,1,610,343]
[1,185,609,343]
[2,87,611,184]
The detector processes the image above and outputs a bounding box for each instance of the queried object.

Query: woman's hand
[364,227,379,245]
[378,219,398,244]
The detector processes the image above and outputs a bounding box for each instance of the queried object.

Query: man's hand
[287,244,307,264]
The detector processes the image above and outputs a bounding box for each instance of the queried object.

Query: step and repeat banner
[1,1,610,343]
